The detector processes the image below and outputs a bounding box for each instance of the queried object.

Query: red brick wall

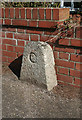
[1,8,82,88]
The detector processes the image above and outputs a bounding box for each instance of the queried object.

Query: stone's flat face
[20,41,57,91]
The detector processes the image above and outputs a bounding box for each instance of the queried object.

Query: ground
[2,65,82,118]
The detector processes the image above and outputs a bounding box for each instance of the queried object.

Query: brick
[0,44,2,49]
[2,56,7,62]
[5,8,9,18]
[2,28,8,31]
[0,31,2,37]
[67,28,74,38]
[76,49,81,54]
[0,48,2,53]
[2,28,16,32]
[46,9,51,20]
[18,40,25,46]
[55,59,74,68]
[2,32,5,37]
[70,54,81,62]
[71,39,81,47]
[59,38,69,45]
[26,8,31,19]
[39,8,44,20]
[76,15,81,24]
[0,19,3,24]
[60,32,67,38]
[15,46,24,53]
[8,57,15,63]
[2,39,16,45]
[0,50,2,56]
[17,29,25,33]
[2,44,6,50]
[53,8,69,20]
[6,33,13,38]
[74,78,82,85]
[26,30,43,34]
[7,28,16,32]
[60,25,67,31]
[2,8,4,18]
[58,67,69,75]
[44,30,59,36]
[59,52,69,60]
[54,51,59,59]
[14,33,29,40]
[20,8,25,19]
[10,8,14,18]
[2,51,17,58]
[29,21,37,27]
[5,19,11,25]
[76,63,82,71]
[7,45,14,51]
[0,8,2,18]
[53,9,59,20]
[0,44,2,48]
[12,19,27,26]
[76,26,82,39]
[58,81,70,86]
[0,39,2,44]
[72,14,81,24]
[57,74,73,83]
[38,21,57,28]
[0,32,2,37]
[30,35,38,41]
[32,8,38,19]
[55,47,75,53]
[59,8,69,20]
[15,8,19,18]
[72,15,77,22]
[40,35,52,42]
[70,69,82,78]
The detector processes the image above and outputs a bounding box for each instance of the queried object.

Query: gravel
[2,66,81,118]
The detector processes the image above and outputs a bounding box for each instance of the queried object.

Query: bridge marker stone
[20,41,57,91]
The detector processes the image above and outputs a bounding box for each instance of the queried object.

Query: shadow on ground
[9,55,23,79]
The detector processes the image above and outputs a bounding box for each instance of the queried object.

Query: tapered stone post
[20,41,57,91]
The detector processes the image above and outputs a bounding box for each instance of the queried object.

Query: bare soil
[2,65,82,118]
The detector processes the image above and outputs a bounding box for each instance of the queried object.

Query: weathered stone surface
[20,41,57,91]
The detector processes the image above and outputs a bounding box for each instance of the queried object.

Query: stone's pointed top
[20,41,57,91]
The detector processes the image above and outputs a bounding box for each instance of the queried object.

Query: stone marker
[20,41,57,91]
